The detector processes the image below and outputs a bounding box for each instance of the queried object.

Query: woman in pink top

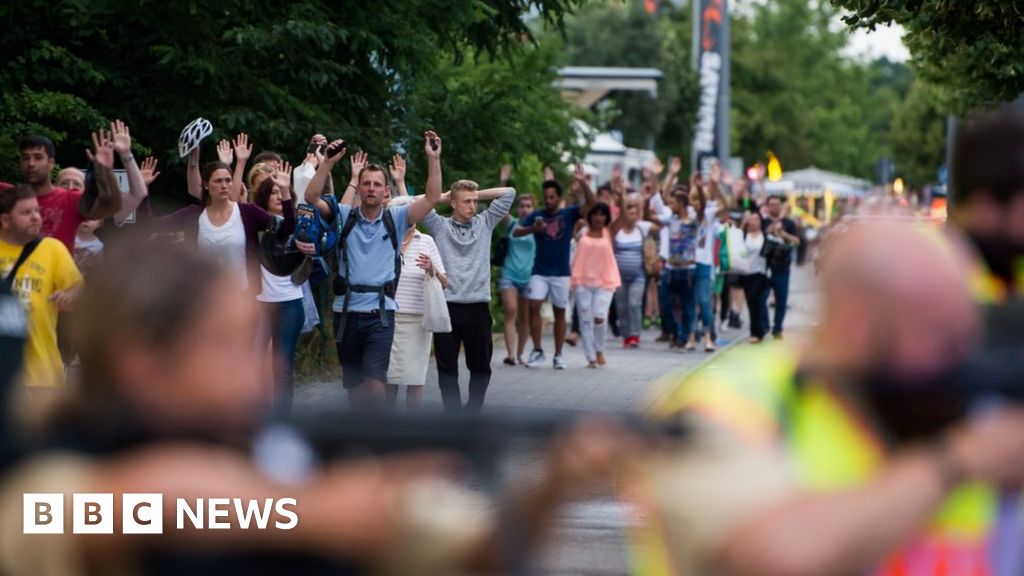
[571,202,621,368]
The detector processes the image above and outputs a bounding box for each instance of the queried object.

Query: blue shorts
[334,311,395,389]
[498,276,530,297]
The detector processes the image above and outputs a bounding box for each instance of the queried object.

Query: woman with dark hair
[570,201,620,368]
[739,213,769,343]
[153,136,295,294]
[251,164,305,412]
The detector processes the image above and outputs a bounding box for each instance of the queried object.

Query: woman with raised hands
[153,134,295,294]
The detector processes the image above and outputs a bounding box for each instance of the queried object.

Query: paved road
[295,265,818,575]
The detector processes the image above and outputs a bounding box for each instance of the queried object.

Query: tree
[832,0,1024,110]
[730,0,895,179]
[890,81,947,188]
[0,0,586,190]
[561,0,700,159]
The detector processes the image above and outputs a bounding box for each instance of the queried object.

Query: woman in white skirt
[387,202,447,409]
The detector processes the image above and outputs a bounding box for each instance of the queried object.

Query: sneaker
[553,355,567,370]
[526,349,546,368]
[772,331,784,340]
[728,312,742,329]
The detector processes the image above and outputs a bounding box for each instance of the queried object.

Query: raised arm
[341,151,368,206]
[481,187,516,229]
[109,120,147,226]
[407,131,442,225]
[609,189,631,237]
[81,129,123,220]
[661,156,682,199]
[573,164,596,215]
[389,154,408,197]
[304,139,347,220]
[231,133,252,203]
[187,148,201,200]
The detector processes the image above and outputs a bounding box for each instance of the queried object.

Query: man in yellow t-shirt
[0,185,82,388]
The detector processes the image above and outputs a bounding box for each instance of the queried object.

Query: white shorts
[387,313,431,386]
[529,275,571,309]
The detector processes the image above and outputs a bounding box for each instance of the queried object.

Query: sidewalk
[296,264,818,414]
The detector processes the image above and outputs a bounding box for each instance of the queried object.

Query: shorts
[725,273,743,289]
[528,275,570,309]
[498,276,530,297]
[387,313,431,386]
[334,311,396,389]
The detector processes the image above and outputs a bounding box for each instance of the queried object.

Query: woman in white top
[252,165,305,412]
[386,198,448,409]
[739,213,770,343]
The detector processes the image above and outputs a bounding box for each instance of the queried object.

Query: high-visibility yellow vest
[632,343,997,576]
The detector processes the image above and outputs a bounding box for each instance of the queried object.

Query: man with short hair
[515,172,596,369]
[13,134,121,252]
[0,185,82,388]
[302,132,442,405]
[421,179,515,412]
[761,194,801,338]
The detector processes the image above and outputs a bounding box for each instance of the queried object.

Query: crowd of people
[1,119,811,414]
[1,103,1024,576]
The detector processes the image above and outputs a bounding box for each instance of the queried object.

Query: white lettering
[176,498,204,530]
[234,498,274,529]
[274,498,298,530]
[208,498,231,529]
[694,51,722,154]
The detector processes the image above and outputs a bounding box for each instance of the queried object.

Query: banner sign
[693,0,729,174]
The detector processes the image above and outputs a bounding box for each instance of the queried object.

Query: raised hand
[652,158,664,176]
[500,163,512,184]
[424,130,442,159]
[389,154,406,183]
[543,165,555,181]
[217,139,234,165]
[350,150,368,178]
[311,133,327,164]
[140,157,161,185]
[111,119,132,157]
[611,164,625,194]
[233,133,252,163]
[669,156,683,176]
[323,139,347,166]
[86,129,115,170]
[710,160,722,183]
[271,162,293,192]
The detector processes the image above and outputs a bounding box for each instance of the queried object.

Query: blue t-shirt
[521,205,582,277]
[501,219,536,285]
[330,203,410,313]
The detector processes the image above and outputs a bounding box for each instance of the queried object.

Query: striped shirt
[614,221,653,283]
[394,231,446,316]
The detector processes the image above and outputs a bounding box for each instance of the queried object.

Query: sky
[842,22,910,62]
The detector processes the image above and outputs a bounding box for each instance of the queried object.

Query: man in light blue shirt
[302,132,442,404]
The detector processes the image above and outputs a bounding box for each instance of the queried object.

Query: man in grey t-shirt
[420,181,514,412]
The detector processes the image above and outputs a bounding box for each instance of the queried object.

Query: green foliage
[0,0,585,193]
[561,0,700,159]
[833,0,1024,111]
[890,81,948,189]
[730,0,894,179]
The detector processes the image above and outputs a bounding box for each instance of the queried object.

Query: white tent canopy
[764,166,872,198]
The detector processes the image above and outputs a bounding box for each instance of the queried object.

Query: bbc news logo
[24,494,298,534]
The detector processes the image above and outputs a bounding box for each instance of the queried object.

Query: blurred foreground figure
[0,241,632,576]
[634,220,1024,576]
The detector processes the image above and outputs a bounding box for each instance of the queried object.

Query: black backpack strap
[2,238,42,291]
[382,208,401,289]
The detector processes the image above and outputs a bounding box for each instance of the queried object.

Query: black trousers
[434,302,493,413]
[740,273,769,339]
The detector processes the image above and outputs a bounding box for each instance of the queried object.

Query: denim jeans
[761,267,791,335]
[614,278,646,338]
[694,263,714,337]
[666,268,696,343]
[658,273,674,337]
[262,298,305,414]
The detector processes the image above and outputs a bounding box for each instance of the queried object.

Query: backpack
[293,196,340,257]
[331,204,402,330]
[491,222,511,267]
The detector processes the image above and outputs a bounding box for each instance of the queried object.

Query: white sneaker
[553,355,567,370]
[526,349,546,368]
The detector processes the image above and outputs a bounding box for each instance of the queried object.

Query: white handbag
[422,275,452,333]
[725,226,751,274]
